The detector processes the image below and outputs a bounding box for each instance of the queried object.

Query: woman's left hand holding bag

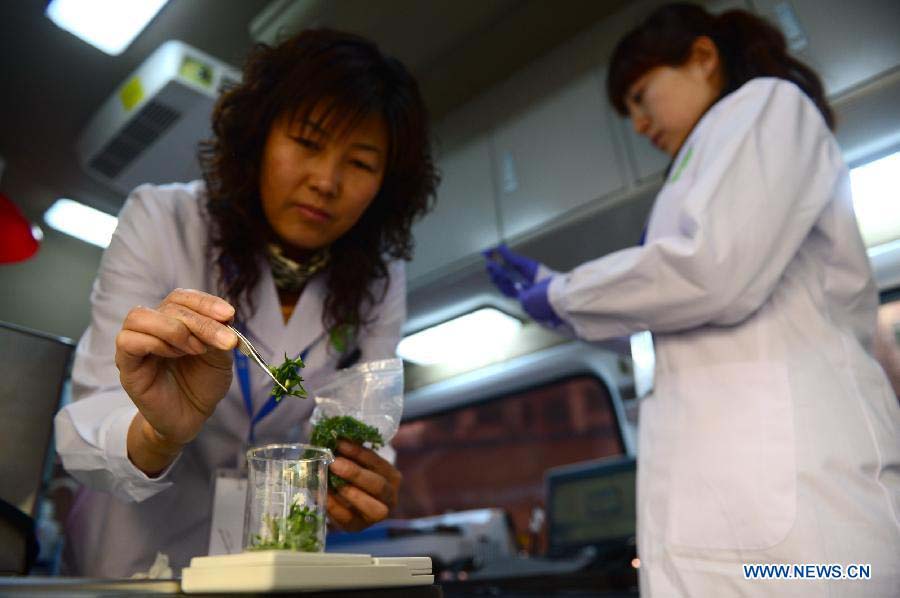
[325,440,403,531]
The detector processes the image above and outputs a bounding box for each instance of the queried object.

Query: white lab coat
[548,78,900,596]
[54,182,406,577]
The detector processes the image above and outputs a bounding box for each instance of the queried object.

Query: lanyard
[233,327,324,444]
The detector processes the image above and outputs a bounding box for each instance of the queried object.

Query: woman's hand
[115,288,238,475]
[483,243,542,298]
[326,440,402,531]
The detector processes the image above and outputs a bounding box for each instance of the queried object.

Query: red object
[0,192,40,263]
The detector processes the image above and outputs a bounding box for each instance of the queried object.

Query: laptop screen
[544,455,637,558]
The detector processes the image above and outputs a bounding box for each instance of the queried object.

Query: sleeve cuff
[536,263,560,282]
[103,408,180,501]
[546,276,577,338]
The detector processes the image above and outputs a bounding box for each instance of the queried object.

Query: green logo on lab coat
[669,145,694,183]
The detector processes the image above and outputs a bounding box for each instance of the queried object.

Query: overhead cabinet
[752,0,900,96]
[490,69,627,240]
[406,135,500,282]
[406,0,900,286]
[833,70,900,164]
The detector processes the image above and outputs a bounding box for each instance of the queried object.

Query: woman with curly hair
[55,29,438,577]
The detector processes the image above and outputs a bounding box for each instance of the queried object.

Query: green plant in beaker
[243,444,333,552]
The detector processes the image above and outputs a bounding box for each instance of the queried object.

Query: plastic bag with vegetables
[308,358,403,487]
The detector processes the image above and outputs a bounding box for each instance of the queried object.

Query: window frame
[398,371,627,450]
[402,340,637,458]
[393,353,633,546]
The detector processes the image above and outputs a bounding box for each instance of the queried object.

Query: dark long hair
[201,29,439,329]
[607,2,834,129]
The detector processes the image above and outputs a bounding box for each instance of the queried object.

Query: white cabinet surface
[407,136,500,281]
[490,70,627,240]
[753,0,900,97]
[833,70,900,165]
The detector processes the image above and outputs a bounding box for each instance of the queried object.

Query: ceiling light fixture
[397,307,522,366]
[44,199,118,248]
[45,0,171,56]
[851,150,900,250]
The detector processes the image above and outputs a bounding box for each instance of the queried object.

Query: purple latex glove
[519,277,564,327]
[482,244,541,299]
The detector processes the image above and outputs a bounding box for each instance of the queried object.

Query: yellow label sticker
[179,55,213,88]
[119,76,144,112]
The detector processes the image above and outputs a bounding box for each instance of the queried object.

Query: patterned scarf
[266,243,330,293]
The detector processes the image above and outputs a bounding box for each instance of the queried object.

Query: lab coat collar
[242,263,327,360]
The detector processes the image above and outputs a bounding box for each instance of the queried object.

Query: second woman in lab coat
[55,29,438,576]
[486,4,900,596]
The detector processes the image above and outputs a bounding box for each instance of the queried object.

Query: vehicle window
[393,375,624,546]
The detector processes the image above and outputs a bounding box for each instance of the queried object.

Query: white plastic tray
[181,551,433,593]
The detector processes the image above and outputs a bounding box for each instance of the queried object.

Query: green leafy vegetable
[248,504,324,552]
[269,353,307,401]
[310,415,384,488]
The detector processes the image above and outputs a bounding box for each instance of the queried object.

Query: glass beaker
[243,443,334,552]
